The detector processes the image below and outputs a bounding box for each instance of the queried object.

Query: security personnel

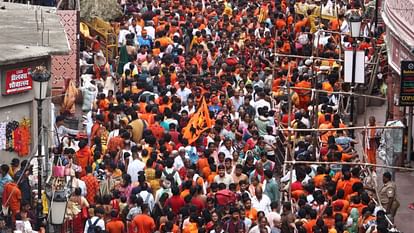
[379,172,399,222]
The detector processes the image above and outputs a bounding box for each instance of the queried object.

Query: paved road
[356,104,414,233]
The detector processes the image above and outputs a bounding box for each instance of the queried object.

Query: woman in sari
[69,188,89,233]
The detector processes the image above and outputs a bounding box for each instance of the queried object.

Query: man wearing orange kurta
[2,177,21,224]
[365,116,378,165]
[295,75,312,110]
[76,139,92,177]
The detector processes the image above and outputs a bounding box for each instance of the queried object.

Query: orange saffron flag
[182,97,213,144]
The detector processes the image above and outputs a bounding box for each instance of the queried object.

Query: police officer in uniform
[379,172,400,222]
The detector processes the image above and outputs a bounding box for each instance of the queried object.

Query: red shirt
[169,130,180,145]
[191,197,205,213]
[165,195,185,214]
[291,181,303,192]
[148,123,164,140]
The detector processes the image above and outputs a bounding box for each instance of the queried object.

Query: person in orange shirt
[275,13,286,30]
[313,166,327,188]
[364,116,378,166]
[140,105,155,125]
[2,176,21,224]
[106,210,125,233]
[336,171,354,198]
[90,114,104,146]
[323,207,336,230]
[333,201,348,220]
[81,166,100,205]
[243,198,258,222]
[160,220,179,233]
[131,204,155,233]
[329,18,340,31]
[348,195,367,216]
[295,74,312,110]
[294,14,307,35]
[148,115,165,140]
[302,208,317,233]
[182,214,199,233]
[350,167,362,185]
[76,139,92,177]
[106,132,125,154]
[319,114,334,143]
[333,189,350,213]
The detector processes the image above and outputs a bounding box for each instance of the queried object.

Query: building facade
[382,0,414,119]
[0,3,69,164]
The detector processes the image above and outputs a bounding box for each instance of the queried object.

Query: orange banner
[182,97,213,144]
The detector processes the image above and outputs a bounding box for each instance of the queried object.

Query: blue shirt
[0,174,13,196]
[137,36,152,48]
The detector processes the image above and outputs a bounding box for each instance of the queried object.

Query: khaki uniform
[379,181,400,220]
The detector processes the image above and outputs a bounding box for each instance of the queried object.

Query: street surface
[356,104,414,233]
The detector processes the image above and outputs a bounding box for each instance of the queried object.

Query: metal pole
[374,0,379,33]
[350,42,357,138]
[407,106,413,166]
[36,99,43,231]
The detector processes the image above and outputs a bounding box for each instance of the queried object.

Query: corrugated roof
[0,2,70,65]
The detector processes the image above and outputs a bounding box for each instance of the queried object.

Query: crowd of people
[0,0,399,233]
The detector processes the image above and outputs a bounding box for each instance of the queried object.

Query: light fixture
[349,14,362,38]
[31,66,51,100]
[49,190,68,225]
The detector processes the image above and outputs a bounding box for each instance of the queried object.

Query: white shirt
[230,96,244,110]
[266,211,281,228]
[218,145,234,159]
[181,105,196,115]
[213,174,234,188]
[252,194,272,213]
[144,26,155,40]
[176,87,192,104]
[161,167,182,186]
[252,99,271,115]
[104,76,116,94]
[118,29,130,46]
[129,25,142,37]
[138,190,155,212]
[107,129,120,145]
[55,125,79,147]
[84,216,105,233]
[123,62,139,74]
[77,179,87,197]
[280,169,312,185]
[155,187,172,204]
[127,159,145,183]
[174,155,188,170]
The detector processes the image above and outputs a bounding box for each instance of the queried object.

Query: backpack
[87,218,101,233]
[171,44,180,58]
[215,189,237,206]
[163,170,178,187]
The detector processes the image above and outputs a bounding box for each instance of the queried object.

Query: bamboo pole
[283,160,414,171]
[273,53,343,62]
[312,20,321,159]
[274,85,387,100]
[287,62,294,202]
[278,125,403,132]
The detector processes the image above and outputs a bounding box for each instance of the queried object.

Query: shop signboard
[399,61,414,106]
[3,68,33,95]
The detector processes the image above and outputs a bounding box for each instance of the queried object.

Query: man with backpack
[161,159,181,187]
[84,207,105,233]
